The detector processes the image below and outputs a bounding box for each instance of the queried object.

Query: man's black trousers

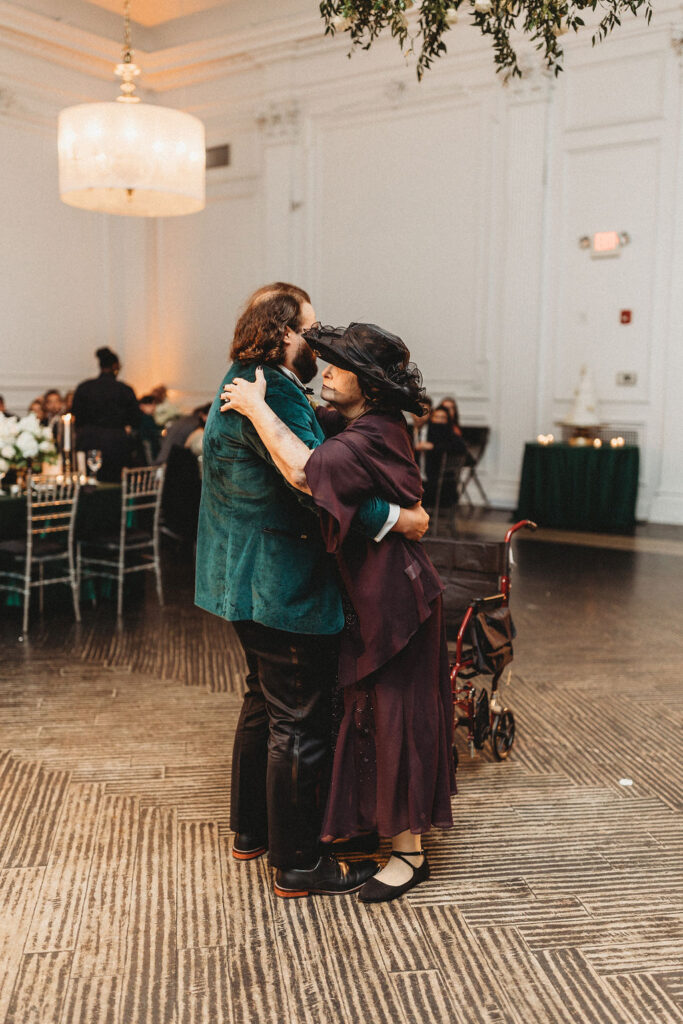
[230,620,340,870]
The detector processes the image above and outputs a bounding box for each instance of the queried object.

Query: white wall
[1,4,682,521]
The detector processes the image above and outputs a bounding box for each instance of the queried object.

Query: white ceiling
[5,0,312,48]
[82,0,231,28]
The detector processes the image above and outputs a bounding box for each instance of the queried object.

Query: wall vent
[206,144,230,170]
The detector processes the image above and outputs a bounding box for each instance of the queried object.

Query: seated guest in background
[184,422,206,459]
[0,395,13,418]
[422,404,468,506]
[42,389,64,425]
[150,384,182,428]
[42,389,64,438]
[137,394,162,463]
[72,346,141,483]
[28,397,45,418]
[63,390,74,414]
[440,396,464,437]
[155,403,211,465]
[439,395,475,466]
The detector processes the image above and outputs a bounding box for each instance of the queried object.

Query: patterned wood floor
[0,528,682,1024]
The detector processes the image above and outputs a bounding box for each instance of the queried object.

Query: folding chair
[430,449,467,537]
[0,474,81,635]
[459,426,491,507]
[77,464,166,618]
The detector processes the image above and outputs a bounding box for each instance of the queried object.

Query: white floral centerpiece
[0,413,58,476]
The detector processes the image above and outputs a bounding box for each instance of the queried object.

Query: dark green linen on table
[0,484,123,606]
[515,442,639,533]
[0,484,122,542]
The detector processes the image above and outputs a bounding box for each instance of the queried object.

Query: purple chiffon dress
[305,409,455,840]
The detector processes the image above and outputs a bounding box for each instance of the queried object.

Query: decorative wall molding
[256,101,301,142]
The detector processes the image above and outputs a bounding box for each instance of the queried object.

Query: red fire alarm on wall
[620,310,632,324]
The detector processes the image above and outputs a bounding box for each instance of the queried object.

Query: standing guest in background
[72,347,141,483]
[63,390,74,414]
[410,395,433,481]
[155,404,211,465]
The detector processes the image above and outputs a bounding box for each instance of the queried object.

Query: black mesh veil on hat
[301,322,427,416]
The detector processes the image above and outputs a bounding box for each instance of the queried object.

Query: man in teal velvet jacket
[196,283,424,898]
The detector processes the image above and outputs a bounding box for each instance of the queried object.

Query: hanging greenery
[318,1,653,80]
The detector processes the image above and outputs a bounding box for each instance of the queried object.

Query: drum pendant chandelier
[57,0,205,217]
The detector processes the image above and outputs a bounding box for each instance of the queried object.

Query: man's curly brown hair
[230,283,311,365]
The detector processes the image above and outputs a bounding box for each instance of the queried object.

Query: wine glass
[86,449,103,485]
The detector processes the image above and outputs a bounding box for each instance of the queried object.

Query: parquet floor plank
[0,867,46,1021]
[25,783,103,954]
[120,806,177,1024]
[177,821,228,950]
[60,975,121,1024]
[71,794,139,978]
[218,840,291,1024]
[4,950,72,1024]
[177,947,232,1024]
[605,973,683,1023]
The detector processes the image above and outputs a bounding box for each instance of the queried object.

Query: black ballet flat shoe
[274,854,379,899]
[321,831,380,856]
[232,833,268,861]
[358,850,430,904]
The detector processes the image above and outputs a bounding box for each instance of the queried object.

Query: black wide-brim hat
[301,322,427,416]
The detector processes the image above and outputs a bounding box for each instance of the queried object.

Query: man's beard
[291,340,318,384]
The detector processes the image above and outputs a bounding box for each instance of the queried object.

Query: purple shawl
[305,410,443,686]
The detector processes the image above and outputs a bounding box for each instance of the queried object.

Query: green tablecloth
[0,484,126,607]
[515,442,639,533]
[0,483,122,542]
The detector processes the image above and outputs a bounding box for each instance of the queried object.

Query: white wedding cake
[564,365,601,427]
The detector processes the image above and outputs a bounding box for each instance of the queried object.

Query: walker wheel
[491,710,515,761]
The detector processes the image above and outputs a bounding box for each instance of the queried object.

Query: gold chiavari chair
[77,465,166,618]
[0,474,81,635]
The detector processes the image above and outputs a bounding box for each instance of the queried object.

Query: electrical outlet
[616,372,637,387]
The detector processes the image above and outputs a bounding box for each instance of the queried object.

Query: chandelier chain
[122,0,132,64]
[115,0,140,102]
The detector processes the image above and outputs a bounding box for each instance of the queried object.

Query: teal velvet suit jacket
[194,362,389,635]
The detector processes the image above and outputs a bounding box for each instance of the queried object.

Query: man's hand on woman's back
[393,503,430,542]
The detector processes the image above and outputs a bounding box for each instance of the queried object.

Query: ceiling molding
[0,1,121,81]
[2,0,681,96]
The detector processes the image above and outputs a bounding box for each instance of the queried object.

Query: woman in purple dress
[221,323,455,902]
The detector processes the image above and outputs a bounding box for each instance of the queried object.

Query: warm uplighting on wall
[57,1,205,217]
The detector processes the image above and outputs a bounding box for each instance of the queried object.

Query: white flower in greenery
[0,458,9,473]
[39,439,55,453]
[16,432,40,459]
[1,445,14,459]
[17,413,40,434]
